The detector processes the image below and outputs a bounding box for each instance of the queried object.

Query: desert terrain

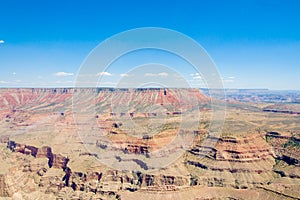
[0,88,299,200]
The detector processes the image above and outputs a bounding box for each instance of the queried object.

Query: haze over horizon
[1,0,300,90]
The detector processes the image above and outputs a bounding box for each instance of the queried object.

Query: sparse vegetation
[283,137,300,148]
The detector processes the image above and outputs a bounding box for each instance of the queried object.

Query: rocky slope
[0,137,190,199]
[1,131,300,199]
[0,88,299,199]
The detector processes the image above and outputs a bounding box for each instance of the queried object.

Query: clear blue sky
[0,0,300,89]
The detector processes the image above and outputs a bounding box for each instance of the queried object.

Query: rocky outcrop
[7,141,38,157]
[263,109,300,115]
[0,88,208,113]
[266,132,300,166]
[140,174,188,189]
[36,146,53,159]
[190,133,275,164]
[0,175,10,197]
[52,154,69,169]
[3,140,189,197]
[124,144,150,155]
[7,140,69,169]
[65,170,189,193]
[1,88,299,199]
[186,133,276,188]
[1,130,299,198]
[0,135,9,143]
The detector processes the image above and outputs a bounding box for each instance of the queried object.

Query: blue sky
[0,0,300,89]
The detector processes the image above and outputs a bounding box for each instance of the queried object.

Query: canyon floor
[0,88,299,200]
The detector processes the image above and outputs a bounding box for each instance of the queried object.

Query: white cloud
[0,40,4,44]
[145,72,168,77]
[193,75,202,79]
[158,72,168,77]
[190,72,202,80]
[12,72,16,75]
[120,73,130,77]
[54,72,74,76]
[173,73,183,78]
[144,73,156,77]
[96,72,112,76]
[0,80,23,84]
[222,76,235,83]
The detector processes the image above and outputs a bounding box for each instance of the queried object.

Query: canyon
[0,88,299,199]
